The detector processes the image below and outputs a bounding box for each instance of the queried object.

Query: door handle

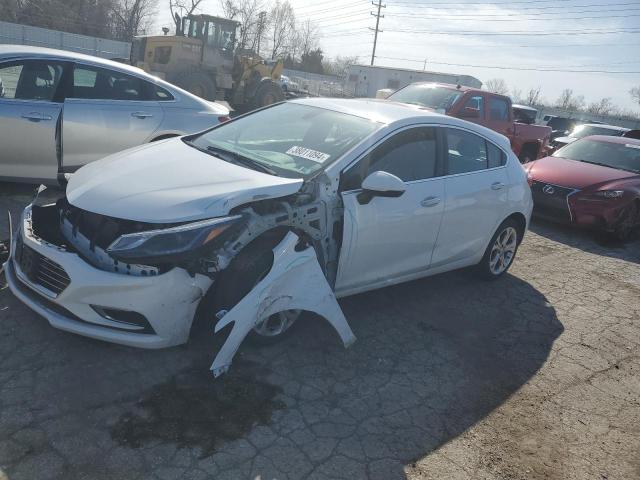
[491,182,505,190]
[131,112,153,119]
[420,196,441,207]
[21,112,52,121]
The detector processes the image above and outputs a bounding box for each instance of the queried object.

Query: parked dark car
[526,135,640,239]
[546,116,578,140]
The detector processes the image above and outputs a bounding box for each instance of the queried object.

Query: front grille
[15,235,71,297]
[531,181,577,222]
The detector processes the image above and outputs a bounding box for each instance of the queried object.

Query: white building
[346,64,482,98]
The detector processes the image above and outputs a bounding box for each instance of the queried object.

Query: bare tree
[169,0,205,33]
[485,78,509,95]
[587,97,616,116]
[323,55,358,77]
[556,89,585,111]
[525,86,542,106]
[630,86,640,106]
[112,0,158,40]
[267,0,294,59]
[220,0,265,52]
[511,87,522,103]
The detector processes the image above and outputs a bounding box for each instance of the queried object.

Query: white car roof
[291,97,512,151]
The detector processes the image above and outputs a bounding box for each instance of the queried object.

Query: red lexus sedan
[526,135,640,239]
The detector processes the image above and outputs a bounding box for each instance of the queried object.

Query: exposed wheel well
[505,212,527,243]
[189,226,318,340]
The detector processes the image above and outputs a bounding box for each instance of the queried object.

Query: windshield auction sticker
[286,146,331,163]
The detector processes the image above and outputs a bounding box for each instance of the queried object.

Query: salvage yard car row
[1,45,639,377]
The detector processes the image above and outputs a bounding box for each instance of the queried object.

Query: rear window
[388,84,462,111]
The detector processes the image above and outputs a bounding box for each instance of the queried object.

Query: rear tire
[477,219,521,280]
[214,234,300,345]
[251,80,284,110]
[174,71,217,101]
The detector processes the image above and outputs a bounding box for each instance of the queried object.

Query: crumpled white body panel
[211,232,356,377]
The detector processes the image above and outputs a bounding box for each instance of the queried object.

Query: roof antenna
[456,77,461,90]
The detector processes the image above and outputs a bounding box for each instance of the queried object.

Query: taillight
[218,116,230,123]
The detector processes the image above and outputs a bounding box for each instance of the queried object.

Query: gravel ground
[0,182,638,480]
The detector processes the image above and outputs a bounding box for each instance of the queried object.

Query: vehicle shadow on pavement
[0,262,562,479]
[529,218,640,265]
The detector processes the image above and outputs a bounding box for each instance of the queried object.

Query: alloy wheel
[489,226,518,275]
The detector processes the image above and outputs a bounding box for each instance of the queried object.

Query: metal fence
[0,21,131,59]
[282,68,354,98]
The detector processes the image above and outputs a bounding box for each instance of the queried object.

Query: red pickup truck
[387,83,551,163]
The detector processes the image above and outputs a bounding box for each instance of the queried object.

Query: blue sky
[155,0,640,112]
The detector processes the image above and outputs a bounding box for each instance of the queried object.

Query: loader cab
[182,15,239,58]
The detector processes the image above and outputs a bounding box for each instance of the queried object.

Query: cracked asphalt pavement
[1,182,639,480]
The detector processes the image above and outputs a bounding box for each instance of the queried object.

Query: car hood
[66,138,303,223]
[527,155,638,189]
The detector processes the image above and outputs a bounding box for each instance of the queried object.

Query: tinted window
[488,142,507,168]
[447,129,488,174]
[489,97,509,121]
[149,83,174,101]
[464,95,484,117]
[71,65,144,100]
[0,60,63,101]
[342,127,438,189]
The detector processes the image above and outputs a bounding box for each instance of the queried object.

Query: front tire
[614,201,640,241]
[174,71,217,100]
[251,80,285,110]
[214,235,300,344]
[477,219,521,279]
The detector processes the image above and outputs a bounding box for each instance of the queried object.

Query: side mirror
[460,107,480,118]
[358,171,406,204]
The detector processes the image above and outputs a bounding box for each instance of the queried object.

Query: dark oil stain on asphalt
[110,359,284,456]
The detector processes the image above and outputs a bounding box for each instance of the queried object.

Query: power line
[385,11,640,21]
[386,1,640,11]
[375,56,640,73]
[370,0,386,65]
[384,27,640,35]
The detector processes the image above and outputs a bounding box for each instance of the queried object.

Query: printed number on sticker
[286,146,331,163]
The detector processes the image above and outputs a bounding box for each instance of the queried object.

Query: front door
[62,63,163,170]
[485,95,513,138]
[431,127,510,267]
[0,59,66,181]
[335,126,445,293]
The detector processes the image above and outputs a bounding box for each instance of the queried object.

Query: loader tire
[251,81,284,110]
[174,71,216,101]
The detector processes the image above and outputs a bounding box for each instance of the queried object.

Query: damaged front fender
[210,232,356,377]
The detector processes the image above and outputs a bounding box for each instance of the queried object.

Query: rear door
[62,63,163,170]
[430,127,510,268]
[0,59,66,181]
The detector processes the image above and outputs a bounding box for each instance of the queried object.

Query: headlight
[594,190,624,199]
[107,215,242,262]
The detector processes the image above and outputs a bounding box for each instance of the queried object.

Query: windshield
[553,138,640,173]
[388,84,462,111]
[186,103,380,178]
[569,125,625,139]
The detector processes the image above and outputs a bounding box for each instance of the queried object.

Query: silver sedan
[0,45,230,183]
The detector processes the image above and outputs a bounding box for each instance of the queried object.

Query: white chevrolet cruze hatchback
[5,98,533,375]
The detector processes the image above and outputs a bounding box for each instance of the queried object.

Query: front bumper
[4,209,212,348]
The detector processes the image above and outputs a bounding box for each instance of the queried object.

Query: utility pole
[256,11,267,56]
[423,58,427,71]
[370,0,385,66]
